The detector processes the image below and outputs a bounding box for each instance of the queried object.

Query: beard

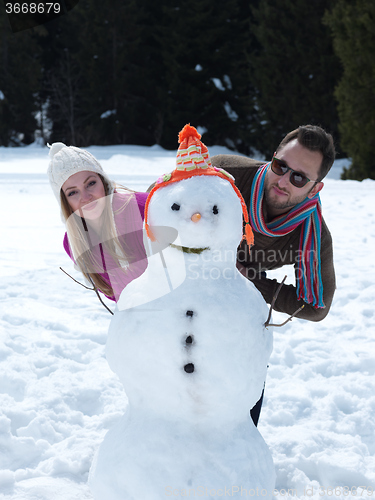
[263,180,312,215]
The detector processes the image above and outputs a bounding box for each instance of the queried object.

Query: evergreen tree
[36,6,88,144]
[325,1,375,180]
[0,11,42,145]
[109,0,167,146]
[72,0,164,146]
[41,0,166,146]
[158,0,258,153]
[250,0,341,157]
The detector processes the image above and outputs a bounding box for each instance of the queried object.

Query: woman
[47,142,148,303]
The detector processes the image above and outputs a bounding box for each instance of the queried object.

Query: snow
[224,101,239,122]
[223,75,232,90]
[211,77,226,91]
[0,145,374,499]
[99,110,116,120]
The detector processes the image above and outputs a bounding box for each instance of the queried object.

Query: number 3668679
[5,3,61,14]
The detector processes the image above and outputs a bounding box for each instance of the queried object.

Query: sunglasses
[270,156,318,188]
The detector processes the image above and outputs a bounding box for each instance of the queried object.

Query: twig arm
[264,275,304,328]
[59,267,114,315]
[60,267,94,290]
[85,272,114,316]
[266,305,304,327]
[264,275,287,327]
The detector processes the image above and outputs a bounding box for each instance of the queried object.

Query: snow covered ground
[0,144,374,499]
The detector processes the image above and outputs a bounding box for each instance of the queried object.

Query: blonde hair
[61,174,135,298]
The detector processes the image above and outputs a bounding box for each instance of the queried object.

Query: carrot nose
[191,213,201,223]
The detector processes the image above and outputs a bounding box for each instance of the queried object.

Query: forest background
[0,0,374,180]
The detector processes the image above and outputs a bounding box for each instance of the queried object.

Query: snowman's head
[147,175,243,252]
[145,124,254,255]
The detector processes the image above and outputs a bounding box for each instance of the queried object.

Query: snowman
[89,125,275,499]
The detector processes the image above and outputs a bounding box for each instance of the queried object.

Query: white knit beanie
[47,142,114,201]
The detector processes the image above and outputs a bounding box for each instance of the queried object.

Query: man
[211,124,336,323]
[212,125,336,426]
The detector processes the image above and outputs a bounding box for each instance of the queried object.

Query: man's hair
[276,125,336,181]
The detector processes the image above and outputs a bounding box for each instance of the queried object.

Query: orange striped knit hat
[145,124,254,248]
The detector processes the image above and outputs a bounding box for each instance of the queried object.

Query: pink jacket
[63,192,148,302]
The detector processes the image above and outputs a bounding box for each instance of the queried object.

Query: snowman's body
[89,176,275,499]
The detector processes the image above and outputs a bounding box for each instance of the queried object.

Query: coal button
[184,363,194,373]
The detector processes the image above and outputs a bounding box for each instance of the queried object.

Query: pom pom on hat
[48,142,66,158]
[47,142,113,201]
[178,124,201,142]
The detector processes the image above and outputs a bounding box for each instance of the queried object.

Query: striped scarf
[250,163,324,309]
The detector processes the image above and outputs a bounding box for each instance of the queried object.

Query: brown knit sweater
[211,154,336,322]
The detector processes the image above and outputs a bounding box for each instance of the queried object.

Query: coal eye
[171,203,180,211]
[213,205,219,215]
